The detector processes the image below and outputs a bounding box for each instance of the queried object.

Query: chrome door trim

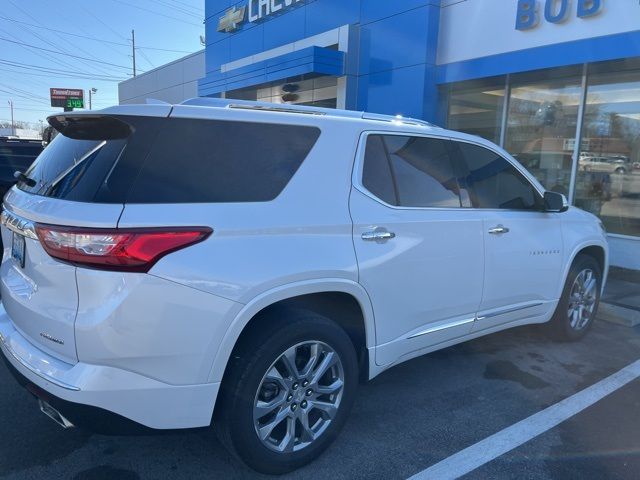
[0,210,38,240]
[476,302,544,321]
[407,317,475,339]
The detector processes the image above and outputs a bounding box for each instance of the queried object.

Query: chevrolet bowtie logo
[217,6,246,33]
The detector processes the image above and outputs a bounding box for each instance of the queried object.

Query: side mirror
[544,191,569,213]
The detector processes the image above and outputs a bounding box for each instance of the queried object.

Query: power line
[0,59,127,81]
[0,87,48,104]
[0,37,140,71]
[1,106,54,113]
[148,0,203,19]
[160,0,204,14]
[5,0,123,77]
[0,66,123,83]
[0,83,50,102]
[0,15,195,53]
[108,0,203,26]
[79,4,129,41]
[0,25,82,76]
[138,49,155,69]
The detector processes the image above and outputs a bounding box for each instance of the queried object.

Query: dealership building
[119,0,640,270]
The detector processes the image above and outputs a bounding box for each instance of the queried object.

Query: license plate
[11,232,25,268]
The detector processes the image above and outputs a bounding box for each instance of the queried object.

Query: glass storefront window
[447,78,505,144]
[226,75,338,108]
[504,68,583,196]
[574,64,640,237]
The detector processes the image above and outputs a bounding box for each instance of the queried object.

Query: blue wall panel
[358,7,431,76]
[202,0,442,121]
[263,7,306,51]
[199,46,345,96]
[359,64,428,119]
[303,0,360,38]
[360,0,440,25]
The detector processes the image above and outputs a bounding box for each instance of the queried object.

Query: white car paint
[0,99,608,430]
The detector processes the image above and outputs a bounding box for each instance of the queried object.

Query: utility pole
[8,100,14,136]
[131,29,136,77]
[89,88,97,110]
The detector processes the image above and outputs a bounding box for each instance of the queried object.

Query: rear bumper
[0,304,220,430]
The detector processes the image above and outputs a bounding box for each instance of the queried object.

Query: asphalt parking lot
[2,318,639,480]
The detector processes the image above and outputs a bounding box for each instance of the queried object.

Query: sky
[0,0,204,127]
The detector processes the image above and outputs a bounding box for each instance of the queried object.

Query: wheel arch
[207,279,376,385]
[561,242,608,298]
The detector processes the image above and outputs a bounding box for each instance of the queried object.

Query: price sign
[50,88,84,109]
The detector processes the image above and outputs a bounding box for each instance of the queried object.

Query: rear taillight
[34,225,212,272]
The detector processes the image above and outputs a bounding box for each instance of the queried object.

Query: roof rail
[180,97,437,128]
[181,97,363,118]
[361,112,435,128]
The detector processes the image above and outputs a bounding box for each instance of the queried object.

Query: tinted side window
[362,135,397,205]
[455,142,540,210]
[385,136,461,208]
[127,118,320,203]
[18,136,126,201]
[15,115,157,203]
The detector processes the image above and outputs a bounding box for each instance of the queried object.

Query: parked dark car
[0,137,43,199]
[0,137,43,249]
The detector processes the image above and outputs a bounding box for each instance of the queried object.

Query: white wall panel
[438,0,640,65]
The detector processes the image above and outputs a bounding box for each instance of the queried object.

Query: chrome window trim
[0,209,38,240]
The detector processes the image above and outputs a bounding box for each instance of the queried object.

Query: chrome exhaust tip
[38,399,74,429]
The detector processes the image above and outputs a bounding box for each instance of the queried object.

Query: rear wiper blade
[14,171,36,187]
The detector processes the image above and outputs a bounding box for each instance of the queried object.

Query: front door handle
[488,224,510,235]
[362,227,396,243]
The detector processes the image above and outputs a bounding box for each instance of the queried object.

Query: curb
[599,302,640,328]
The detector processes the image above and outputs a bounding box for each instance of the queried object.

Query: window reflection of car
[579,155,628,174]
[576,171,612,202]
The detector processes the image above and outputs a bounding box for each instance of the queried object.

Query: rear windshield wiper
[14,171,36,187]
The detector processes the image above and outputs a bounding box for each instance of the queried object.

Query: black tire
[547,254,602,342]
[214,309,359,474]
[615,167,626,174]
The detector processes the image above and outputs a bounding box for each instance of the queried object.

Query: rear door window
[361,134,462,208]
[362,135,397,205]
[126,118,321,203]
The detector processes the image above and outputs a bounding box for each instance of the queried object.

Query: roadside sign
[50,88,84,109]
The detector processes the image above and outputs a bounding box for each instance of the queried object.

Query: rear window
[126,118,320,203]
[17,115,320,204]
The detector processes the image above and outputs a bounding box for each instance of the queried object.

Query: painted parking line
[408,359,640,480]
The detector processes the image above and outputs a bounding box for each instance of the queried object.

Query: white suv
[0,99,608,474]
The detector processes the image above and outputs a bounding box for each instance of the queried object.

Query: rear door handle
[362,227,395,243]
[488,225,510,235]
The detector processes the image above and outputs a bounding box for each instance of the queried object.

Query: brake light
[34,225,212,272]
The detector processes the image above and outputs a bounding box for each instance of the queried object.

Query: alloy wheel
[567,268,598,330]
[253,341,345,453]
